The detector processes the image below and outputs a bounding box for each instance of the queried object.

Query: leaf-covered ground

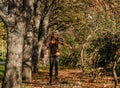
[22,69,120,88]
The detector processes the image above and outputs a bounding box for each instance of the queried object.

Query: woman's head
[51,32,58,39]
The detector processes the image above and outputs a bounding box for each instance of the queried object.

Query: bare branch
[43,0,57,15]
[0,10,8,22]
[48,0,57,12]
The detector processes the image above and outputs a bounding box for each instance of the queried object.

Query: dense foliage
[0,18,7,59]
[52,0,120,69]
[0,0,120,70]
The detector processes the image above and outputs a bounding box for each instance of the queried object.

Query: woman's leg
[49,56,54,83]
[55,56,59,79]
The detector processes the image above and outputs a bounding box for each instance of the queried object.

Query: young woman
[46,32,72,84]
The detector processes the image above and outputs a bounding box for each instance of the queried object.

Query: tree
[32,0,57,72]
[0,0,27,88]
[22,0,34,82]
[113,49,120,88]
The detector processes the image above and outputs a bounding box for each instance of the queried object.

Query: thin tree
[112,49,120,88]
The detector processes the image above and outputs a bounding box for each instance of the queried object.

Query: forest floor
[22,68,120,88]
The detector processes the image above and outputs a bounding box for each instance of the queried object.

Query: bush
[86,31,120,69]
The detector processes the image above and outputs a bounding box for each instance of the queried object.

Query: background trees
[0,0,119,88]
[0,0,58,87]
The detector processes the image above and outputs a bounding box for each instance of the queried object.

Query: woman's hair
[50,32,58,40]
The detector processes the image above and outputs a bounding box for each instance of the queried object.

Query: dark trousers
[49,56,59,79]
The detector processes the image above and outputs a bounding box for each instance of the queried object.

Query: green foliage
[0,18,6,78]
[53,0,120,69]
[0,18,6,35]
[0,18,7,59]
[60,48,81,68]
[59,30,83,68]
[0,64,5,79]
[86,30,120,69]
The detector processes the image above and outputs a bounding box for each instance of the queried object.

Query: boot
[55,76,59,80]
[49,78,52,84]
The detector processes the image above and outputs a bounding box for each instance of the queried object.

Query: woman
[46,32,72,84]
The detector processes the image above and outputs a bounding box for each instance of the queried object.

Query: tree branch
[43,0,57,15]
[0,10,8,23]
[49,0,57,11]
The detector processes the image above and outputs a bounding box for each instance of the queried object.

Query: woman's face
[53,33,57,38]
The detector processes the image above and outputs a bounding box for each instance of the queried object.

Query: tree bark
[112,60,118,88]
[32,0,42,72]
[1,0,27,87]
[2,19,25,88]
[22,0,34,82]
[32,0,56,72]
[112,51,120,88]
[22,27,33,82]
[33,16,48,72]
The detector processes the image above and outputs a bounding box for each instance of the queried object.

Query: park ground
[21,68,120,88]
[0,65,120,88]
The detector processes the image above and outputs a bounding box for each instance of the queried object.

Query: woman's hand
[69,46,73,49]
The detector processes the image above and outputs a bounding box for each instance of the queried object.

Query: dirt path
[22,69,120,88]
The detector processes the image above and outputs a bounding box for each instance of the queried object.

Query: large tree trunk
[33,16,48,72]
[22,27,33,82]
[22,0,34,82]
[2,19,25,88]
[1,0,29,87]
[37,13,50,69]
[32,0,42,72]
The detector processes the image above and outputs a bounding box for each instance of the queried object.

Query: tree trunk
[32,1,50,72]
[35,12,50,71]
[80,47,85,72]
[22,0,34,82]
[112,52,120,88]
[33,17,47,72]
[22,29,33,82]
[32,0,57,72]
[2,20,25,88]
[32,1,42,72]
[1,0,33,87]
[112,60,118,88]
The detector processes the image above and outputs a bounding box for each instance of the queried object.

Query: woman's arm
[59,41,72,49]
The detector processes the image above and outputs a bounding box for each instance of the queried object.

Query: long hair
[50,32,58,40]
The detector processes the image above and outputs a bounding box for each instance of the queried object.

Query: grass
[0,55,6,80]
[0,56,6,61]
[0,64,5,80]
